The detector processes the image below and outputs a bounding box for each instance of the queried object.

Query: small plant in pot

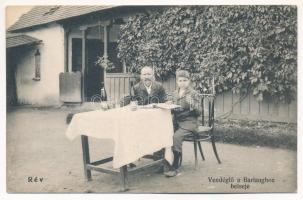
[95,56,115,71]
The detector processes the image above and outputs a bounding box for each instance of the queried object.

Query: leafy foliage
[117,6,297,102]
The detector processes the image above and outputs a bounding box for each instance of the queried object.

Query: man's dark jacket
[120,81,167,106]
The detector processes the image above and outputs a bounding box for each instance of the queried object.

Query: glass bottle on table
[100,82,107,101]
[100,82,108,110]
[129,81,138,110]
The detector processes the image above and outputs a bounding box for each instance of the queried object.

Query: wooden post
[63,26,70,72]
[212,75,215,95]
[103,25,108,83]
[68,34,72,72]
[81,28,87,102]
[123,59,127,73]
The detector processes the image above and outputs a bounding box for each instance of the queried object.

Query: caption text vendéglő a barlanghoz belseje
[208,176,275,190]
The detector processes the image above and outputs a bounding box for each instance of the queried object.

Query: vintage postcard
[3,1,301,199]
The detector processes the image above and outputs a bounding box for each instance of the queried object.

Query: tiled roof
[6,33,42,48]
[8,5,117,32]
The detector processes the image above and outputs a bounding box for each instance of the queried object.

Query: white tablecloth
[65,106,174,168]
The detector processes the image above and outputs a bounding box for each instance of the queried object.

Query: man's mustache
[143,78,152,81]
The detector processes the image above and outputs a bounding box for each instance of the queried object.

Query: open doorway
[71,38,104,102]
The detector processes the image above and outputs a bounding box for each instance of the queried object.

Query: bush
[117,5,297,102]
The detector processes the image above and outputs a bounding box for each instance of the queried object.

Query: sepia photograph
[3,1,300,197]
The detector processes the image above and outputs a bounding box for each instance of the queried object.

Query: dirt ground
[6,107,297,193]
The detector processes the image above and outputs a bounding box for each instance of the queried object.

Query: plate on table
[154,103,181,110]
[138,104,157,109]
[138,103,181,110]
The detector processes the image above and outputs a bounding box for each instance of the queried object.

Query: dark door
[71,38,104,102]
[85,39,104,101]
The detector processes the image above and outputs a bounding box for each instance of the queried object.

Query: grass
[214,119,297,150]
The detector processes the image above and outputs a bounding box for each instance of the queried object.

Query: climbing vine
[117,6,297,102]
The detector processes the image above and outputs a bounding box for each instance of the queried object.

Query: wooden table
[80,135,165,191]
[65,107,174,191]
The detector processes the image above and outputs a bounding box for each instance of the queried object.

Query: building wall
[15,23,65,105]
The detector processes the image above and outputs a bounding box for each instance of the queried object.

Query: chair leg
[179,152,183,167]
[194,141,198,169]
[197,142,205,161]
[211,136,222,164]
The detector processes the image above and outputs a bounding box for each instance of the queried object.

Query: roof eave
[7,5,120,33]
[7,40,42,49]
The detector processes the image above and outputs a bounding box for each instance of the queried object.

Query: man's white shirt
[144,83,152,95]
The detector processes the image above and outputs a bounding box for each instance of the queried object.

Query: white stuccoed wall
[15,23,65,106]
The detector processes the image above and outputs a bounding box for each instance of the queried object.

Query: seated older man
[120,66,167,106]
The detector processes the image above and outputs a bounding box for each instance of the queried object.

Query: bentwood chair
[181,79,222,169]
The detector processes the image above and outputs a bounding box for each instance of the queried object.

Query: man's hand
[165,100,173,105]
[100,102,109,110]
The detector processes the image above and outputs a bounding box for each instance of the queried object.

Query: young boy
[164,70,201,177]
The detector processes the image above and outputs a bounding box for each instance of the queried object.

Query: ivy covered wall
[117,6,297,102]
